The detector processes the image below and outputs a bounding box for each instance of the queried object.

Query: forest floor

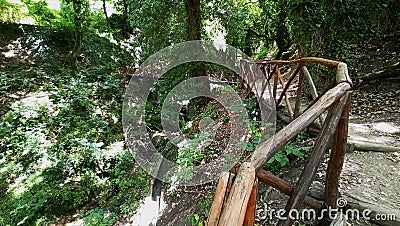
[156,33,400,226]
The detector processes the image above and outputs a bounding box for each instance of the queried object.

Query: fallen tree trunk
[297,124,400,153]
[361,62,400,81]
[347,139,400,152]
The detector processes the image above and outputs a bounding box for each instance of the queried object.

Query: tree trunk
[102,0,109,28]
[185,0,201,41]
[185,0,208,91]
[275,9,291,59]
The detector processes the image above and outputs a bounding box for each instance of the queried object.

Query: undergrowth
[0,24,149,225]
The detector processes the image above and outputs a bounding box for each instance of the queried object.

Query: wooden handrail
[245,57,353,85]
[250,82,351,169]
[207,57,352,226]
[254,57,341,68]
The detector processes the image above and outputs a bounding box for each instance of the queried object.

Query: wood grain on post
[206,172,231,226]
[325,92,351,209]
[336,62,352,85]
[218,162,255,226]
[279,93,350,226]
[243,181,258,226]
[221,173,235,214]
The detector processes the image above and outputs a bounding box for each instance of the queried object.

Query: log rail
[206,57,352,226]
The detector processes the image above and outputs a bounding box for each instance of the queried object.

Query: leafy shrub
[0,23,148,225]
[83,209,116,226]
[187,195,213,226]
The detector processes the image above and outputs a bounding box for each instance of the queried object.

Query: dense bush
[0,23,149,225]
[286,0,400,59]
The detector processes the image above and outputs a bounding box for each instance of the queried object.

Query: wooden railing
[206,57,352,226]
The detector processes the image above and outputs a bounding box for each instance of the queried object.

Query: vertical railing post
[278,92,350,226]
[325,91,351,209]
[294,70,305,118]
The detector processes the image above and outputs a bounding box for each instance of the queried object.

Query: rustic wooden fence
[206,57,352,226]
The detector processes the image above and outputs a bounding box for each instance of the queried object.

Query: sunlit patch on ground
[348,122,400,148]
[11,91,54,118]
[128,194,167,226]
[373,122,400,134]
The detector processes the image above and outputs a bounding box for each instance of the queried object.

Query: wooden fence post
[278,92,350,226]
[325,91,351,209]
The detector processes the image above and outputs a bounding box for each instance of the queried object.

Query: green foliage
[187,195,213,226]
[206,0,400,59]
[267,142,309,168]
[0,0,23,22]
[0,93,120,224]
[253,45,272,60]
[285,0,400,59]
[234,95,271,152]
[22,0,61,26]
[236,119,269,152]
[1,0,399,224]
[122,0,188,60]
[205,0,264,56]
[199,102,219,118]
[145,65,190,130]
[0,23,148,225]
[82,209,116,226]
[188,213,205,226]
[175,132,208,181]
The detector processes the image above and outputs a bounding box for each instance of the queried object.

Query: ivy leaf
[291,148,304,157]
